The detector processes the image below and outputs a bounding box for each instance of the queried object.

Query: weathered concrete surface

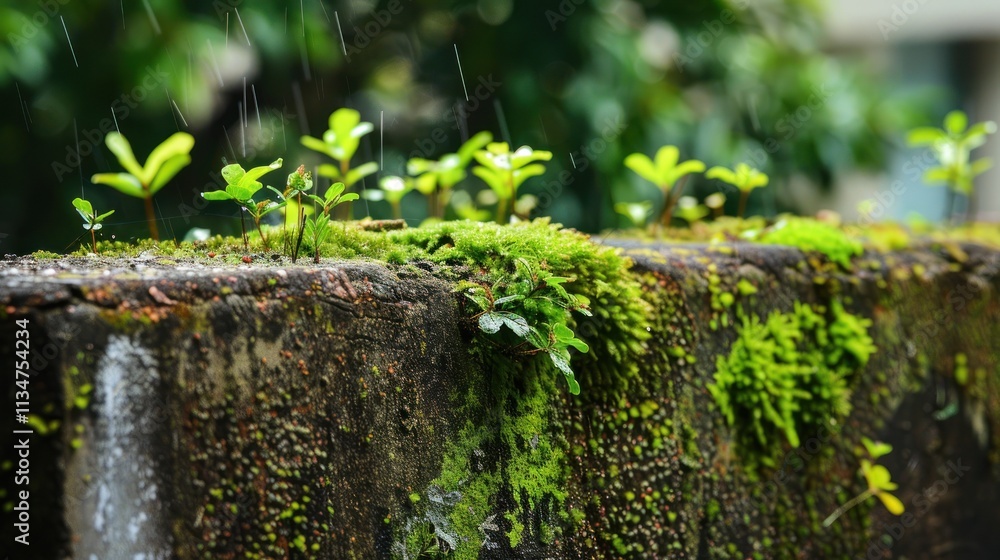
[0,240,998,559]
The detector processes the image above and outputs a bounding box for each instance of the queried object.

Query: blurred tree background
[0,0,930,254]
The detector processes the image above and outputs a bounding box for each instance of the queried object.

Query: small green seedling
[675,196,710,225]
[624,146,705,231]
[705,163,769,218]
[301,108,378,217]
[90,132,194,241]
[823,437,904,527]
[364,176,414,220]
[907,110,997,222]
[281,165,314,262]
[472,142,552,224]
[303,182,359,263]
[91,131,194,241]
[614,201,653,228]
[449,190,492,222]
[408,131,493,218]
[202,158,284,251]
[72,198,114,254]
[458,259,591,394]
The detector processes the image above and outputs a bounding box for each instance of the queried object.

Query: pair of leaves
[72,198,114,231]
[409,131,494,193]
[301,108,374,163]
[307,181,360,214]
[624,146,705,191]
[92,132,194,198]
[706,162,769,192]
[907,110,997,194]
[202,158,283,204]
[472,142,552,201]
[861,459,904,515]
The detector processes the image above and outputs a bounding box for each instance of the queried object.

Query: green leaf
[493,294,523,306]
[497,312,530,337]
[478,312,503,334]
[91,173,145,198]
[907,127,946,146]
[861,437,893,460]
[240,158,283,187]
[318,164,343,180]
[104,132,144,179]
[94,210,115,222]
[971,157,993,177]
[653,145,680,178]
[512,163,546,189]
[624,153,658,184]
[201,190,234,201]
[944,110,967,135]
[339,193,360,202]
[706,166,737,185]
[865,464,897,492]
[457,131,494,164]
[72,197,93,217]
[345,161,379,187]
[301,135,335,159]
[876,491,905,515]
[141,132,194,186]
[472,167,507,197]
[222,164,246,186]
[149,153,191,194]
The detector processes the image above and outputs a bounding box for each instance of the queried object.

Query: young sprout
[823,438,904,527]
[705,192,727,218]
[624,146,705,231]
[303,182,359,263]
[705,163,769,219]
[91,132,194,241]
[72,198,114,254]
[281,165,314,262]
[201,158,284,251]
[472,142,552,224]
[614,201,653,228]
[300,108,378,218]
[907,110,997,222]
[364,176,414,220]
[408,131,493,218]
[675,196,710,225]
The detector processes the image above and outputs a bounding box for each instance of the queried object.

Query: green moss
[708,301,875,470]
[757,217,863,268]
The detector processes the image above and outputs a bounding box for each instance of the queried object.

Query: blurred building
[823,0,1000,221]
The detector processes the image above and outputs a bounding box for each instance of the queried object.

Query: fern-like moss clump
[708,301,876,469]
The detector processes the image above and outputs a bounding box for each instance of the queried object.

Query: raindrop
[141,0,161,35]
[234,8,252,47]
[454,44,469,101]
[60,16,79,68]
[334,11,347,56]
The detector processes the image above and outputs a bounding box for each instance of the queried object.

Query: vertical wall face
[1,241,999,559]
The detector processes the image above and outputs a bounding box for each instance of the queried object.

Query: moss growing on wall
[708,301,876,471]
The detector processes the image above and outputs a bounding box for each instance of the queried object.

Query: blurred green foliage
[0,0,927,253]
